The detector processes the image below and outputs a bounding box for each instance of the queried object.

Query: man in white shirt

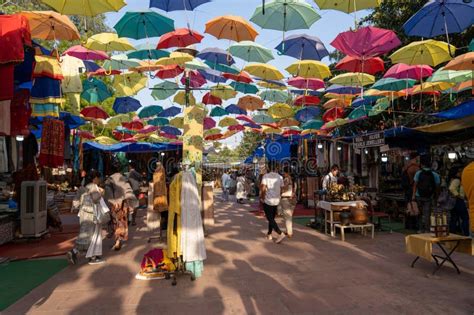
[221,171,230,201]
[260,162,285,244]
[322,164,339,191]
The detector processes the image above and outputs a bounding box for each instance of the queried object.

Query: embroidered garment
[153,163,168,212]
[0,65,14,101]
[10,89,31,136]
[38,118,65,167]
[167,172,182,259]
[33,55,64,80]
[0,14,32,64]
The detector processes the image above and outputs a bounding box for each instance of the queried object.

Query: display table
[334,223,374,242]
[405,233,473,275]
[317,200,367,237]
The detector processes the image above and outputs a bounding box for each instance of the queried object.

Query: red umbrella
[202,92,222,105]
[122,120,144,131]
[80,106,109,119]
[236,115,255,124]
[205,133,223,141]
[157,28,204,49]
[160,132,178,140]
[288,77,324,90]
[77,130,95,139]
[282,129,301,136]
[294,95,320,106]
[335,56,385,75]
[155,65,184,79]
[137,125,159,134]
[180,70,206,88]
[228,124,245,131]
[113,130,133,141]
[322,107,345,123]
[222,71,253,83]
[384,64,433,80]
[88,68,122,77]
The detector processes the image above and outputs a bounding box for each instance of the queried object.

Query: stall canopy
[244,137,299,163]
[30,112,85,139]
[83,141,181,152]
[432,100,474,120]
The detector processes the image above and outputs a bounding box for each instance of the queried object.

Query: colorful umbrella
[148,117,170,126]
[81,78,113,104]
[103,54,141,70]
[238,95,264,111]
[173,91,196,106]
[225,104,247,115]
[275,34,328,61]
[348,105,373,120]
[169,117,184,129]
[184,59,210,71]
[20,11,80,41]
[335,56,384,75]
[155,65,184,79]
[106,114,132,128]
[156,52,194,66]
[257,80,287,90]
[180,70,206,88]
[331,26,401,58]
[82,60,101,73]
[372,78,417,91]
[389,40,455,66]
[210,85,237,100]
[157,28,204,49]
[286,60,331,79]
[228,124,245,132]
[204,118,217,130]
[88,68,121,77]
[40,0,126,16]
[223,71,253,83]
[427,68,472,84]
[330,72,375,86]
[294,95,320,106]
[243,63,284,81]
[95,136,119,145]
[369,98,390,116]
[302,119,324,130]
[278,118,300,127]
[199,69,228,83]
[150,0,211,11]
[323,98,351,109]
[122,119,144,131]
[113,73,148,96]
[113,97,141,114]
[268,103,293,119]
[197,47,235,65]
[237,115,256,124]
[205,15,258,42]
[325,85,361,95]
[323,118,349,129]
[63,45,109,60]
[210,107,228,117]
[322,107,345,122]
[202,92,222,105]
[288,77,324,90]
[130,61,163,73]
[295,107,320,123]
[253,114,275,124]
[138,105,163,119]
[80,106,109,119]
[384,64,433,80]
[315,0,381,13]
[443,52,474,71]
[137,125,159,134]
[219,117,239,127]
[411,82,454,94]
[151,81,179,100]
[161,126,182,136]
[259,89,289,103]
[262,126,282,135]
[85,33,135,52]
[158,106,181,117]
[351,97,377,108]
[230,82,259,94]
[127,44,170,60]
[229,41,274,63]
[114,10,174,40]
[205,61,240,74]
[282,128,302,136]
[205,133,224,141]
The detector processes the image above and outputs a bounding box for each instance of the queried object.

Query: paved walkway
[5,196,474,314]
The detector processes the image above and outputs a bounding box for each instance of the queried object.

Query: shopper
[260,162,285,244]
[236,172,247,204]
[221,170,231,201]
[448,167,469,236]
[127,162,143,226]
[279,166,296,238]
[322,164,339,191]
[402,152,420,201]
[412,155,440,233]
[461,162,474,235]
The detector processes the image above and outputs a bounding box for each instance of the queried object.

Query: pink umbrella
[331,26,401,58]
[236,115,255,124]
[160,132,178,140]
[384,64,433,80]
[180,70,206,88]
[137,125,159,134]
[63,45,109,60]
[288,77,324,90]
[228,124,245,131]
[202,92,222,105]
[204,117,216,130]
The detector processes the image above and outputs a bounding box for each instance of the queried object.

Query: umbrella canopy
[323,118,349,129]
[205,61,240,74]
[131,60,163,73]
[443,52,474,71]
[151,81,179,100]
[85,33,135,52]
[335,56,384,75]
[83,60,101,72]
[325,85,361,95]
[113,73,147,96]
[427,68,472,84]
[150,0,211,11]
[210,85,237,100]
[315,0,381,13]
[40,0,126,16]
[384,63,433,80]
[88,68,121,77]
[262,126,282,134]
[185,59,210,71]
[157,28,204,49]
[137,125,159,134]
[210,107,229,117]
[205,15,258,42]
[20,11,80,41]
[180,70,206,88]
[288,77,324,90]
[114,10,174,39]
[148,117,170,126]
[158,106,181,117]
[155,64,184,79]
[411,82,454,94]
[250,0,320,32]
[127,44,170,60]
[244,63,284,81]
[138,105,163,119]
[197,47,234,65]
[173,91,196,105]
[348,105,373,120]
[259,89,289,103]
[205,133,224,141]
[156,52,194,66]
[225,104,247,115]
[103,54,141,70]
[369,98,390,116]
[204,118,217,130]
[295,107,320,123]
[403,0,474,38]
[63,45,109,60]
[257,80,287,89]
[278,118,300,127]
[113,97,141,114]
[372,77,417,91]
[268,103,293,119]
[107,114,132,128]
[302,119,324,130]
[253,114,275,124]
[224,71,253,83]
[161,126,182,136]
[237,115,256,124]
[351,97,376,108]
[229,81,258,94]
[390,40,456,66]
[286,60,331,79]
[219,117,239,127]
[322,107,345,122]
[238,95,264,111]
[202,92,222,105]
[323,98,351,109]
[169,117,184,129]
[294,95,320,106]
[81,78,113,104]
[229,41,274,63]
[199,69,228,84]
[331,26,401,58]
[228,124,245,132]
[330,72,375,87]
[276,34,328,60]
[95,136,119,145]
[122,119,144,131]
[81,106,109,119]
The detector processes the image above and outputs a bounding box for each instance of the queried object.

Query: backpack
[417,170,435,198]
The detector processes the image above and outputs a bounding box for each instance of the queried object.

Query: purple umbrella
[325,85,362,95]
[198,69,227,84]
[180,70,206,88]
[276,34,329,60]
[197,47,235,65]
[204,117,216,130]
[225,104,247,115]
[161,126,182,136]
[113,97,141,114]
[158,106,181,117]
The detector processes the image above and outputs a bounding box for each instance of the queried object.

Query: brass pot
[350,206,368,225]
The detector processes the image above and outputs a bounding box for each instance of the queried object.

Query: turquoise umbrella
[138,105,164,119]
[81,78,113,104]
[230,81,259,94]
[253,113,275,124]
[185,59,210,71]
[259,89,288,102]
[204,61,240,74]
[372,78,416,91]
[229,41,274,63]
[151,81,179,100]
[127,44,170,60]
[302,119,323,130]
[148,117,170,126]
[103,54,141,70]
[348,105,373,120]
[113,10,175,40]
[210,107,228,117]
[427,68,472,84]
[369,98,390,117]
[470,39,474,52]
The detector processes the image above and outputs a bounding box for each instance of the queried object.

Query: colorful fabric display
[31,103,60,118]
[39,118,65,167]
[0,14,32,64]
[10,89,31,136]
[0,65,15,101]
[33,55,64,80]
[30,77,63,104]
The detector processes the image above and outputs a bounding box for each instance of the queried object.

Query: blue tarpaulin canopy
[244,138,299,163]
[432,100,474,120]
[83,141,181,153]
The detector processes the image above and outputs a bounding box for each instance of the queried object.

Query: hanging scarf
[38,118,64,167]
[153,163,168,212]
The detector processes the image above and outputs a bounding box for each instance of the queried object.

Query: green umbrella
[253,113,275,124]
[427,68,472,84]
[148,117,169,126]
[259,89,289,102]
[469,39,474,52]
[185,59,210,71]
[113,10,175,40]
[138,105,163,119]
[204,61,240,74]
[230,81,259,94]
[127,44,170,60]
[103,54,141,70]
[369,98,390,117]
[81,78,113,104]
[210,106,229,117]
[107,114,132,128]
[151,81,179,100]
[348,105,373,120]
[372,78,416,91]
[229,41,274,63]
[302,119,323,130]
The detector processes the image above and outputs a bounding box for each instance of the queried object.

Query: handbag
[406,201,419,216]
[97,198,111,225]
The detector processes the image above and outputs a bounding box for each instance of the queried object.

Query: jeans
[263,203,282,235]
[416,197,433,232]
[449,198,470,236]
[222,188,229,201]
[279,198,295,235]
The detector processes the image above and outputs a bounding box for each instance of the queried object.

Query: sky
[104,0,369,149]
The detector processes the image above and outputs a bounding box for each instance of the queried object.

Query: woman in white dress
[236,173,247,204]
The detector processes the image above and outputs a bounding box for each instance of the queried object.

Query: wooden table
[317,200,367,237]
[334,223,374,242]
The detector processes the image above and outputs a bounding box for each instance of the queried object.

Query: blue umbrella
[275,34,329,60]
[351,97,376,108]
[83,60,101,72]
[150,0,211,11]
[198,69,227,83]
[204,61,240,74]
[404,0,474,38]
[138,105,163,119]
[230,81,259,94]
[325,85,362,95]
[158,106,181,117]
[225,104,247,115]
[295,107,321,123]
[148,117,169,126]
[127,44,170,60]
[113,97,142,114]
[244,122,261,129]
[197,47,235,65]
[161,126,182,136]
[290,89,321,96]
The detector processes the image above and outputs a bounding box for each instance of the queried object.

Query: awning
[83,141,181,152]
[415,115,474,133]
[432,100,474,120]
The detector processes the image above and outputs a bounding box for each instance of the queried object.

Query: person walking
[260,162,285,244]
[236,172,247,204]
[448,167,469,236]
[461,162,474,236]
[221,170,230,201]
[127,162,143,226]
[279,166,296,238]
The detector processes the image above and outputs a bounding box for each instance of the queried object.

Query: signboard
[353,131,385,149]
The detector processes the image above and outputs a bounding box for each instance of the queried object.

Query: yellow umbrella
[210,85,237,100]
[314,0,381,13]
[262,126,282,134]
[131,61,163,73]
[85,33,135,52]
[278,118,300,127]
[113,73,147,96]
[106,114,132,128]
[301,129,321,136]
[94,136,119,145]
[20,11,80,41]
[205,15,258,42]
[173,91,196,106]
[324,118,349,129]
[324,93,356,101]
[443,52,474,71]
[40,0,126,17]
[219,117,239,127]
[329,72,375,86]
[411,82,454,94]
[390,39,456,67]
[267,103,293,119]
[169,117,184,129]
[243,63,284,81]
[204,128,221,137]
[237,95,264,111]
[364,89,402,98]
[286,60,331,79]
[257,81,286,90]
[156,52,194,67]
[147,134,168,143]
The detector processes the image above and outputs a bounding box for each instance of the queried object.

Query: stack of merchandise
[135,248,175,280]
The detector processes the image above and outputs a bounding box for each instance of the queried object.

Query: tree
[235,131,263,159]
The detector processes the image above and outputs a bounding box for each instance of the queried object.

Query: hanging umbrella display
[205,133,224,141]
[236,115,256,124]
[106,114,132,128]
[113,73,148,96]
[161,126,182,136]
[223,71,253,84]
[210,85,237,100]
[122,119,144,131]
[131,60,163,73]
[158,106,181,117]
[427,68,472,84]
[348,105,373,120]
[205,61,240,74]
[230,82,259,94]
[384,64,433,80]
[114,10,174,40]
[238,95,264,111]
[253,113,275,124]
[295,107,320,123]
[351,97,376,108]
[325,85,361,95]
[243,63,284,81]
[229,41,274,63]
[157,28,204,49]
[286,60,331,79]
[210,106,229,117]
[85,33,135,52]
[372,77,417,91]
[202,92,222,105]
[148,117,170,126]
[390,40,456,66]
[197,47,235,65]
[259,89,289,103]
[225,104,247,115]
[88,68,121,77]
[80,106,109,119]
[369,98,390,116]
[40,0,126,16]
[151,81,179,100]
[169,117,184,129]
[20,11,80,41]
[82,60,102,73]
[113,97,141,114]
[330,72,375,86]
[411,82,454,94]
[278,118,300,127]
[275,34,328,61]
[262,126,282,135]
[156,52,194,66]
[294,95,320,106]
[219,117,239,127]
[204,118,217,130]
[268,103,293,119]
[63,45,109,60]
[205,15,258,42]
[257,80,287,90]
[322,107,345,123]
[127,44,170,60]
[180,70,206,88]
[138,105,163,119]
[103,54,141,70]
[336,56,385,75]
[302,119,324,130]
[443,52,474,71]
[81,78,113,104]
[150,0,211,11]
[315,0,381,13]
[323,98,351,109]
[199,69,228,83]
[184,59,210,71]
[322,118,349,130]
[288,77,324,90]
[155,65,184,79]
[228,124,245,132]
[173,91,196,105]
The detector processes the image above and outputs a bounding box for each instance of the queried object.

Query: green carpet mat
[0,259,68,311]
[294,217,313,227]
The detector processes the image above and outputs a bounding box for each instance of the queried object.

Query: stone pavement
[5,197,474,315]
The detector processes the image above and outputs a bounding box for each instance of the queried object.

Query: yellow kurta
[461,162,474,232]
[167,172,182,259]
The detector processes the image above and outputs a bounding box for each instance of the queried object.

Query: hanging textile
[61,55,83,94]
[0,14,32,64]
[39,118,65,167]
[167,172,182,259]
[153,162,168,212]
[65,93,81,114]
[30,77,63,104]
[0,100,11,136]
[33,55,64,80]
[31,103,60,117]
[10,89,31,136]
[14,45,35,85]
[0,65,15,101]
[0,137,8,173]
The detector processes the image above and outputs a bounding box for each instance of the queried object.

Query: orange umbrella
[205,15,258,42]
[443,52,474,71]
[323,98,351,109]
[20,11,80,41]
[238,95,264,111]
